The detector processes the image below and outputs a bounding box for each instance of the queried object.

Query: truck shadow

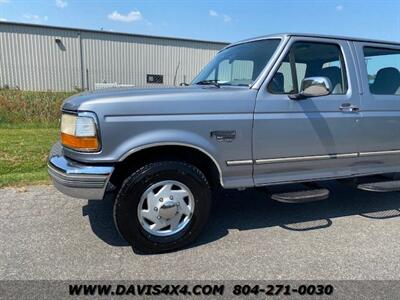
[83,180,400,250]
[83,193,129,247]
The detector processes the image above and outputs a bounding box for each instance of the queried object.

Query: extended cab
[49,33,400,253]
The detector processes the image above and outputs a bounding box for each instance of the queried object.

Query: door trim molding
[226,149,400,166]
[255,153,358,165]
[359,149,400,157]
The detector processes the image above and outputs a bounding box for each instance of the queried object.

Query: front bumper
[48,142,114,200]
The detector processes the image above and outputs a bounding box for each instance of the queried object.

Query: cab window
[268,41,348,95]
[363,47,400,95]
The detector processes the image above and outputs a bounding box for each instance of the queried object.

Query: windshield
[192,39,281,87]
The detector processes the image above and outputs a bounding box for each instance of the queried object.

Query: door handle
[340,103,359,112]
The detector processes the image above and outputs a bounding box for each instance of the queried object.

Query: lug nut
[159,198,163,202]
[169,196,173,200]
[157,216,161,219]
[176,202,180,206]
[154,207,158,211]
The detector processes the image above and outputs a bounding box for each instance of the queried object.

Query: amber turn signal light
[61,132,99,151]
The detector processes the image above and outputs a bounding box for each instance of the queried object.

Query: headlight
[60,112,100,152]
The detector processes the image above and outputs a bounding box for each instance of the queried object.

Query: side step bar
[271,189,329,203]
[357,180,400,192]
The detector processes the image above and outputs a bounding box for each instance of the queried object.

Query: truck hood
[63,86,200,110]
[62,85,256,115]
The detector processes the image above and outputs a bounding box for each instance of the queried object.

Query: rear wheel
[113,161,212,253]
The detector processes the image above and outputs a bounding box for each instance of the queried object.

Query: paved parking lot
[1,180,400,280]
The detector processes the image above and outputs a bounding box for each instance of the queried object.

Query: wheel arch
[109,142,224,189]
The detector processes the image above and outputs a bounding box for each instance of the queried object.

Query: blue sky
[0,0,400,43]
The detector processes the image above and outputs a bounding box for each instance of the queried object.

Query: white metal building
[0,22,228,91]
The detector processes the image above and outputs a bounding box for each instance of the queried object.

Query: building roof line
[0,21,230,45]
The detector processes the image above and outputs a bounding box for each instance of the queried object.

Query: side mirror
[289,77,332,100]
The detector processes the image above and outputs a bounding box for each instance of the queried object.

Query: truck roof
[225,33,400,50]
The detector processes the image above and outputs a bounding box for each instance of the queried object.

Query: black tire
[113,161,212,254]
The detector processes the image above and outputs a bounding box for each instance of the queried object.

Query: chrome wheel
[137,180,195,237]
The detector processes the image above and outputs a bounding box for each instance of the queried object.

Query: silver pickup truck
[49,33,400,253]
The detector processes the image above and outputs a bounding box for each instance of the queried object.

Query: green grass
[0,127,59,187]
[0,89,75,187]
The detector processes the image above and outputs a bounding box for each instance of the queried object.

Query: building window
[147,74,163,84]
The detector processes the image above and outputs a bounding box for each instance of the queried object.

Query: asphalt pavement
[1,180,400,280]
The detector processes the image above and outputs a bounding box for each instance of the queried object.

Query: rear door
[253,37,361,185]
[353,42,400,174]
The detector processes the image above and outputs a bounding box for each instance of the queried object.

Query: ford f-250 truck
[49,33,400,253]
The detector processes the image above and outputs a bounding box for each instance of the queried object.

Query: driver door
[253,37,361,185]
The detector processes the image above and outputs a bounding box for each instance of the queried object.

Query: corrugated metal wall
[0,23,227,91]
[0,23,82,91]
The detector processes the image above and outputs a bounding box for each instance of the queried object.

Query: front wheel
[113,161,212,254]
